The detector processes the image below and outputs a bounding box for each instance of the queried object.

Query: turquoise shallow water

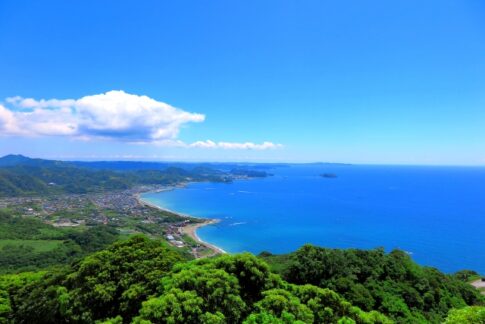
[142,164,485,273]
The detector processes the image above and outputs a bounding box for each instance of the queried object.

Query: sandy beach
[136,191,226,256]
[180,219,226,255]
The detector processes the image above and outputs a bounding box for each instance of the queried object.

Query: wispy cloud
[188,140,283,150]
[0,90,282,150]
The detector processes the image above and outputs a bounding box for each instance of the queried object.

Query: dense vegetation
[0,209,118,273]
[0,156,230,197]
[0,236,482,323]
[260,245,485,323]
[1,236,393,324]
[1,155,483,323]
[443,306,485,323]
[0,165,225,197]
[0,155,274,197]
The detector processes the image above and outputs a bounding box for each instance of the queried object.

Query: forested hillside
[0,209,118,273]
[0,155,483,323]
[260,245,485,323]
[0,156,223,197]
[0,236,392,324]
[0,236,483,323]
[0,155,273,197]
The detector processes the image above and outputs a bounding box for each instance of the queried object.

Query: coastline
[136,189,226,256]
[180,219,227,255]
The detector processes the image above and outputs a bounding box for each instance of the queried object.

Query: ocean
[141,164,485,273]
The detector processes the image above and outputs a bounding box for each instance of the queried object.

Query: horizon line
[2,154,485,168]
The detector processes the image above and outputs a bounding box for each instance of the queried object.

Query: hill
[0,155,237,197]
[0,236,392,324]
[0,155,276,197]
[260,245,485,323]
[0,155,32,167]
[0,236,483,323]
[0,209,118,273]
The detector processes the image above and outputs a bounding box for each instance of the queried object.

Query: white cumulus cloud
[0,90,282,150]
[2,90,204,141]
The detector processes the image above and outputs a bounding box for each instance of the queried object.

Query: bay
[141,164,485,273]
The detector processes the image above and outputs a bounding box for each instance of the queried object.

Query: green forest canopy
[0,209,119,274]
[0,236,483,324]
[0,155,273,197]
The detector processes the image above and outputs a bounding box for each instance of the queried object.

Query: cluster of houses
[0,187,214,258]
[165,234,185,248]
[164,221,191,248]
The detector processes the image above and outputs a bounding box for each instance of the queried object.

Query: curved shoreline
[136,191,227,256]
[180,219,227,254]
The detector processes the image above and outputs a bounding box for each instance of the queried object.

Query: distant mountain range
[0,155,275,197]
[0,154,69,168]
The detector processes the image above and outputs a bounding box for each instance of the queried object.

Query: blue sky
[0,0,484,165]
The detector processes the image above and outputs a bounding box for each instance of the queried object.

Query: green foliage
[0,240,81,274]
[453,270,481,283]
[0,209,119,273]
[135,288,207,324]
[136,253,389,324]
[1,237,482,324]
[0,209,62,240]
[0,239,62,252]
[444,306,485,323]
[199,253,276,304]
[66,225,118,253]
[0,158,231,197]
[160,267,246,322]
[66,236,185,322]
[243,311,303,324]
[257,252,291,275]
[0,169,47,196]
[6,242,387,323]
[140,253,275,323]
[9,236,186,323]
[262,245,485,323]
[252,288,314,323]
[0,271,44,323]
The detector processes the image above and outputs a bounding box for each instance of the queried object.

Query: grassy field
[0,239,63,252]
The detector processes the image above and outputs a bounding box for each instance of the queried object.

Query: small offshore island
[320,173,338,178]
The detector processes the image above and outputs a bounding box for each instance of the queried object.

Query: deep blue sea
[142,164,485,273]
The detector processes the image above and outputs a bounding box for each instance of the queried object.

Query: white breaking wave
[229,222,247,226]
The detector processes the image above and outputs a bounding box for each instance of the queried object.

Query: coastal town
[0,186,220,258]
